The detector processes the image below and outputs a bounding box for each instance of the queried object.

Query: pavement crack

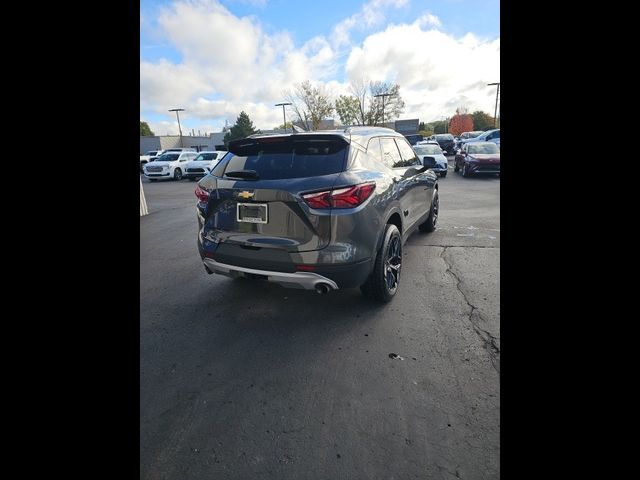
[440,247,500,374]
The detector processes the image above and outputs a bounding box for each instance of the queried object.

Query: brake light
[301,182,375,209]
[195,184,210,203]
[296,265,315,272]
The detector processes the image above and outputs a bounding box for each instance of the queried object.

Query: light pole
[275,102,292,132]
[488,83,500,128]
[373,93,391,127]
[168,108,185,147]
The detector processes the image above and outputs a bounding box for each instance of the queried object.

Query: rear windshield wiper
[225,170,260,180]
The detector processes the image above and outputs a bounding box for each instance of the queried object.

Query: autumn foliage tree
[448,108,474,136]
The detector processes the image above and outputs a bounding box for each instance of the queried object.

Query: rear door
[202,136,348,253]
[394,137,432,227]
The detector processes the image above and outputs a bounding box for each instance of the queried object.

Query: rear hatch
[201,135,349,256]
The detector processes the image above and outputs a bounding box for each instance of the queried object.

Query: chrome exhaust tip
[315,283,331,294]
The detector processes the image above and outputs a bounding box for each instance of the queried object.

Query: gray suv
[195,127,439,302]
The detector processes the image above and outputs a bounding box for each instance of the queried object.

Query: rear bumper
[203,257,339,291]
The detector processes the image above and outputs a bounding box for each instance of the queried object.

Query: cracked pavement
[140,166,500,479]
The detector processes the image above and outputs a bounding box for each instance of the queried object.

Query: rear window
[435,134,454,140]
[222,138,348,180]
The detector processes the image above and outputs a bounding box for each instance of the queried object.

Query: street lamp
[275,102,292,132]
[168,108,185,147]
[373,93,392,127]
[488,83,500,128]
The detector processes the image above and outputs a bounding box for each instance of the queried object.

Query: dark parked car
[432,134,456,154]
[195,127,439,302]
[454,142,500,177]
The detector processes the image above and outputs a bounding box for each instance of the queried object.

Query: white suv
[183,151,227,181]
[143,151,199,181]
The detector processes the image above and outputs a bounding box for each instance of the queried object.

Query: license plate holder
[237,203,268,224]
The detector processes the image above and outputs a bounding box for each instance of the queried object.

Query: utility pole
[488,83,500,127]
[168,108,185,147]
[275,102,292,132]
[374,93,391,127]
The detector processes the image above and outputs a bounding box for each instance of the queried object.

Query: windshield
[414,145,443,155]
[144,151,157,156]
[222,139,347,180]
[194,153,217,161]
[468,143,499,154]
[435,134,454,140]
[154,153,180,162]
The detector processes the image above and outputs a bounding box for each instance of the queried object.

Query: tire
[462,163,470,178]
[454,163,460,172]
[173,168,183,180]
[360,224,402,303]
[419,190,439,233]
[440,171,447,178]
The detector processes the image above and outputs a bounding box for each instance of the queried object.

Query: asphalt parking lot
[140,159,500,479]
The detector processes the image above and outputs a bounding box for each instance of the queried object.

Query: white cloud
[332,0,409,47]
[140,0,499,131]
[345,23,500,121]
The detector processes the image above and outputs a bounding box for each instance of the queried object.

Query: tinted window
[395,138,421,167]
[223,139,347,180]
[155,153,180,162]
[380,138,402,168]
[194,153,217,161]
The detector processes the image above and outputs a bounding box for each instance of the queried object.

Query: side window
[493,130,500,139]
[367,138,384,165]
[380,137,402,168]
[395,138,420,167]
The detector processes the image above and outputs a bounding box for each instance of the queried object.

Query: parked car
[454,142,500,177]
[458,129,500,150]
[403,134,425,146]
[143,151,199,181]
[413,143,448,177]
[140,150,164,171]
[431,134,456,154]
[195,127,439,302]
[184,151,227,181]
[454,131,484,151]
[163,147,197,153]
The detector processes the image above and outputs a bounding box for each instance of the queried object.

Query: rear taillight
[301,182,376,209]
[195,184,210,203]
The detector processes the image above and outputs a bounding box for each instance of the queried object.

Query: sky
[140,0,500,136]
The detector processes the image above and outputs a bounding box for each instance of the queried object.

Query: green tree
[286,80,335,131]
[140,121,154,136]
[471,111,495,131]
[334,95,361,126]
[224,111,260,146]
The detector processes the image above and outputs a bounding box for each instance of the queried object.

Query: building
[393,119,420,135]
[140,132,227,154]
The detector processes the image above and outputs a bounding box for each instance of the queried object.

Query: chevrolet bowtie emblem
[238,191,254,199]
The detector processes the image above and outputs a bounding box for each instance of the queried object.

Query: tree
[140,121,154,136]
[223,111,260,146]
[335,95,361,126]
[471,110,495,131]
[366,81,405,126]
[448,108,474,136]
[344,79,406,126]
[275,122,293,130]
[286,80,334,131]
